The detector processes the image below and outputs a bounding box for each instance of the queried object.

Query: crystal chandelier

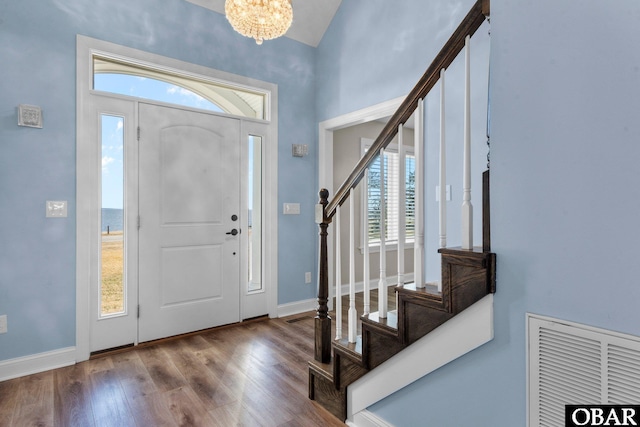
[225,0,293,45]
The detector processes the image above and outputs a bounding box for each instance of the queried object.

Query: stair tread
[333,336,362,359]
[397,282,443,302]
[309,358,334,381]
[363,309,398,328]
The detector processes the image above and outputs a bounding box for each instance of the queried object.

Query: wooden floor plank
[163,340,237,409]
[89,369,136,427]
[12,371,54,427]
[207,400,265,427]
[162,386,217,426]
[53,364,95,427]
[0,378,21,427]
[110,351,157,401]
[11,401,54,427]
[136,345,188,393]
[128,391,178,427]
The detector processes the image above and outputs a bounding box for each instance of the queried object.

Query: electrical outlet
[0,315,7,334]
[305,272,312,283]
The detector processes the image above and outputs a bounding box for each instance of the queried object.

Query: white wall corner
[0,347,76,382]
[347,294,494,418]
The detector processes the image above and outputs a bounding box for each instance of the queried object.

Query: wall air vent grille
[528,314,640,427]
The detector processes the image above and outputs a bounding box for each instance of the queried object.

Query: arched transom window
[93,56,267,120]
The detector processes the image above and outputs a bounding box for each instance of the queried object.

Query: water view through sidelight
[101,208,123,233]
[101,114,125,316]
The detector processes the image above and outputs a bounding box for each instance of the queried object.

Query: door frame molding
[76,35,279,362]
[317,96,405,308]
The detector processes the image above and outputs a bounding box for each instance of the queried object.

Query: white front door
[138,103,241,342]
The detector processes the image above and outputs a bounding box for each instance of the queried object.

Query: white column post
[363,169,371,315]
[335,205,342,340]
[414,98,425,288]
[378,149,387,319]
[397,124,405,288]
[348,189,357,343]
[461,35,474,250]
[439,68,447,249]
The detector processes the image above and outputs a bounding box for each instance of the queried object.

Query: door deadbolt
[231,214,238,221]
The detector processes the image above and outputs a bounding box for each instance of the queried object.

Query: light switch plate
[283,203,300,215]
[46,200,68,217]
[0,315,7,334]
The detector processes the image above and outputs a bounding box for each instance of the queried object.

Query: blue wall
[0,0,317,361]
[317,0,640,425]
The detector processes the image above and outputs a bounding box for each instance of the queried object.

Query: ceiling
[184,0,343,47]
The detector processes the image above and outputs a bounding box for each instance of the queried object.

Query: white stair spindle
[348,189,357,343]
[414,98,425,288]
[363,169,371,315]
[462,35,473,249]
[335,205,342,340]
[379,149,387,319]
[439,68,447,249]
[397,124,405,287]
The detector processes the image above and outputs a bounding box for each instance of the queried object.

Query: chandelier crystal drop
[225,0,293,45]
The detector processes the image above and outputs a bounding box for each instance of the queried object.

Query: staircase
[308,0,495,423]
[310,248,495,421]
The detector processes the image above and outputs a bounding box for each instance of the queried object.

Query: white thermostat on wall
[46,201,67,218]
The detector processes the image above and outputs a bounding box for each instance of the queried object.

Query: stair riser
[309,370,346,421]
[363,328,404,369]
[334,351,368,389]
[401,304,454,345]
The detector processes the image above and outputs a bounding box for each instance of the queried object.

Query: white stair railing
[363,169,371,315]
[335,205,342,340]
[397,124,406,288]
[348,189,357,343]
[336,32,482,344]
[316,0,490,366]
[461,35,473,249]
[414,98,425,288]
[378,148,388,319]
[439,68,448,249]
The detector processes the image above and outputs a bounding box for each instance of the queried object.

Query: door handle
[226,229,239,236]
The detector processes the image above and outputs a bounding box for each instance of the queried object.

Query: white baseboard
[277,298,317,318]
[347,294,494,418]
[348,410,396,427]
[0,347,76,381]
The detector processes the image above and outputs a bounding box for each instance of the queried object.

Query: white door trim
[317,96,405,309]
[76,35,278,362]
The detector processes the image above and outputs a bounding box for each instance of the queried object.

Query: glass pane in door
[101,115,125,316]
[248,135,262,292]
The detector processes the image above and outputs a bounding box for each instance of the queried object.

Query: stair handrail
[314,0,490,364]
[324,0,489,220]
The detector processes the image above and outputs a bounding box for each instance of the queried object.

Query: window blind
[365,148,415,245]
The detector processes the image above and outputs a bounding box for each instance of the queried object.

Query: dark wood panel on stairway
[0,316,346,427]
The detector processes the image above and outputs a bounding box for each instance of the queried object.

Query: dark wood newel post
[315,188,331,363]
